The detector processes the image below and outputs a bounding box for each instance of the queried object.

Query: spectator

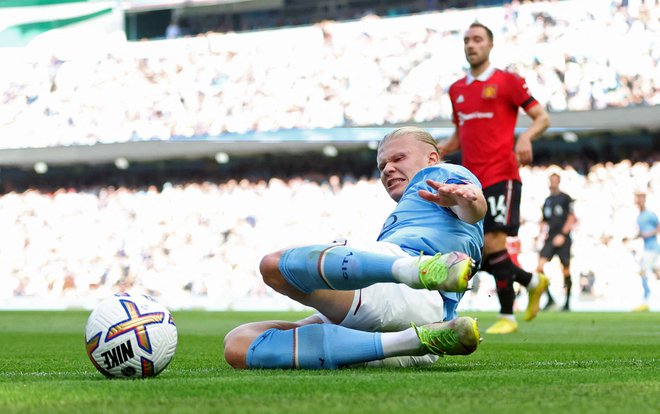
[0,158,659,312]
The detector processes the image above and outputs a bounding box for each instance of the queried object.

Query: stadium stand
[1,152,659,311]
[1,0,658,148]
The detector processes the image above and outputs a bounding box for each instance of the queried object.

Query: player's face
[377,135,438,202]
[549,175,560,193]
[464,26,492,68]
[635,193,646,209]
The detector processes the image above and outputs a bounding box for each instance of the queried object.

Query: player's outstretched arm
[418,179,486,224]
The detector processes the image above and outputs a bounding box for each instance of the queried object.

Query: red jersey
[449,67,538,188]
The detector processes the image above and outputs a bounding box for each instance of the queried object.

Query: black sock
[484,250,533,286]
[546,290,555,304]
[564,275,572,308]
[496,280,516,315]
[483,251,518,315]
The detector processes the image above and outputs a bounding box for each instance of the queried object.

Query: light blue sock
[278,245,398,294]
[246,324,384,369]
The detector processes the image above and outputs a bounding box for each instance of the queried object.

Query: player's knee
[484,231,507,252]
[259,251,284,289]
[223,326,251,369]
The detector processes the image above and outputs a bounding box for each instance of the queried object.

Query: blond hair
[378,126,439,154]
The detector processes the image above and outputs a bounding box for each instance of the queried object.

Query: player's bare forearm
[561,213,577,235]
[640,226,659,239]
[418,180,486,224]
[525,104,551,141]
[516,105,550,165]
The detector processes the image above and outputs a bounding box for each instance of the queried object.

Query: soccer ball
[85,293,177,379]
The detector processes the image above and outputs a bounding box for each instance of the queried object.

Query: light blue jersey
[638,210,660,252]
[377,163,484,263]
[377,163,485,320]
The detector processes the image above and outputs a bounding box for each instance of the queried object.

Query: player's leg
[224,313,393,369]
[633,250,655,312]
[224,313,481,370]
[261,240,471,324]
[225,241,481,370]
[481,181,520,334]
[261,242,475,304]
[537,244,556,310]
[481,181,546,334]
[643,251,656,302]
[558,239,572,311]
[482,230,518,333]
[224,314,323,368]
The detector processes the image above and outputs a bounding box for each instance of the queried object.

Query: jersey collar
[466,64,496,85]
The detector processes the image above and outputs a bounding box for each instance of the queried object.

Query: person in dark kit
[537,172,577,311]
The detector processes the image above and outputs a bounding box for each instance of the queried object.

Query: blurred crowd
[1,0,659,148]
[1,161,658,311]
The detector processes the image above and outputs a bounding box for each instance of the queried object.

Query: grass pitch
[0,310,658,414]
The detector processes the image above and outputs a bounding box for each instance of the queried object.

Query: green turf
[0,310,658,414]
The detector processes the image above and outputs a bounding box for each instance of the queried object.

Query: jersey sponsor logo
[544,205,552,218]
[456,94,465,103]
[378,214,397,239]
[456,111,494,126]
[482,84,498,99]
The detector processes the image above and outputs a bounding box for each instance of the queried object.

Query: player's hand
[515,135,533,166]
[418,179,478,207]
[552,234,565,247]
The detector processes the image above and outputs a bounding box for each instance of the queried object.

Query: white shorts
[316,240,445,332]
[640,250,660,277]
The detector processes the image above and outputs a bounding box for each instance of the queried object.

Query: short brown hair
[469,22,493,42]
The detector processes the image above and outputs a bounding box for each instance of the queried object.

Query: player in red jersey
[439,22,551,334]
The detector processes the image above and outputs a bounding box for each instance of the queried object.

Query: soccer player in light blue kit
[633,191,659,312]
[224,127,486,369]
